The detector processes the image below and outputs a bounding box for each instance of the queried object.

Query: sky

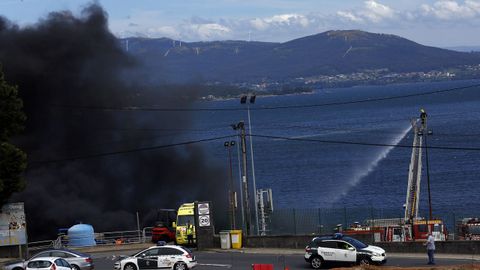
[1,0,480,47]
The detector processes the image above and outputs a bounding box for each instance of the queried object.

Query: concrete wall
[244,234,374,249]
[376,240,480,254]
[242,234,480,254]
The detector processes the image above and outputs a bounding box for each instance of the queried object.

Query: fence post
[318,208,322,234]
[452,212,456,240]
[293,208,297,235]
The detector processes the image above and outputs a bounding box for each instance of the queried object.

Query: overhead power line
[50,83,480,112]
[29,131,480,166]
[250,134,480,151]
[29,135,235,166]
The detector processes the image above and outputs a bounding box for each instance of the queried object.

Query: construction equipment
[457,218,480,240]
[404,117,424,223]
[345,109,447,242]
[151,209,176,243]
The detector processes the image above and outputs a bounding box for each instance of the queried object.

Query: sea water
[187,80,480,220]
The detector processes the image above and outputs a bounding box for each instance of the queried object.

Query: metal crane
[404,109,428,224]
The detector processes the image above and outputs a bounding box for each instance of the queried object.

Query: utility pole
[421,109,433,223]
[224,141,236,230]
[232,121,251,235]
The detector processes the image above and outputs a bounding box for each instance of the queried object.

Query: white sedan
[114,245,196,270]
[26,257,72,270]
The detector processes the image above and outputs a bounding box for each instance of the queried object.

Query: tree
[0,67,27,207]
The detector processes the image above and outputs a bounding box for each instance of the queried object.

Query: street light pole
[232,121,251,235]
[235,135,245,232]
[242,94,259,235]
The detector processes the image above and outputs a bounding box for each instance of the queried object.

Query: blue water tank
[68,224,96,247]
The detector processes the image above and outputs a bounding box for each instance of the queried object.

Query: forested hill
[122,30,480,83]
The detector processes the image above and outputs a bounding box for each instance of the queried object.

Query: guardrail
[26,227,156,253]
[27,240,55,252]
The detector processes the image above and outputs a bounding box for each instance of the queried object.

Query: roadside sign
[198,203,210,215]
[0,202,27,246]
[199,215,211,227]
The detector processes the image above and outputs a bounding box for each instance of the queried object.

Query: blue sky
[1,0,480,46]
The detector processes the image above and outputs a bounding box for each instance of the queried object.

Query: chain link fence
[261,207,480,239]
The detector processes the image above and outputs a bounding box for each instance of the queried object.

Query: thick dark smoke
[0,4,228,239]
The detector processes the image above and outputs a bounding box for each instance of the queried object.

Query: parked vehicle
[113,245,196,270]
[175,203,196,246]
[344,218,448,242]
[152,209,177,243]
[3,249,93,270]
[304,234,387,269]
[25,257,72,270]
[457,218,480,240]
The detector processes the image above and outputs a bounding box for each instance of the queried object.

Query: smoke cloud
[0,4,228,239]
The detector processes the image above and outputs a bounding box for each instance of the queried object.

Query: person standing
[424,232,435,265]
[186,220,194,246]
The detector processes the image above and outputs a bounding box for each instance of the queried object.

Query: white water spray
[333,124,413,201]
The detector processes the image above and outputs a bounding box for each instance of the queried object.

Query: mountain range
[122,30,480,84]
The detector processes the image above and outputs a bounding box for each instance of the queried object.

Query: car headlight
[372,252,381,257]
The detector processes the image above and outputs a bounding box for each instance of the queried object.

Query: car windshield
[132,249,148,257]
[342,237,368,249]
[177,215,194,226]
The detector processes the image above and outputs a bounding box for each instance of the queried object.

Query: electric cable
[250,134,480,151]
[29,134,235,165]
[29,131,480,167]
[49,82,480,112]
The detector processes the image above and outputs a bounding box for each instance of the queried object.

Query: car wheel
[359,257,371,265]
[124,263,137,270]
[310,256,323,269]
[12,267,24,270]
[71,264,81,270]
[174,262,188,270]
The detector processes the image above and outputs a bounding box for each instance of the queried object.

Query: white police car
[304,234,386,268]
[113,245,196,270]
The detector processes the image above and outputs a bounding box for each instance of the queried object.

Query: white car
[3,249,94,270]
[113,245,196,270]
[26,257,72,270]
[304,234,387,269]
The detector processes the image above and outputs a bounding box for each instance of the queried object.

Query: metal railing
[262,207,480,239]
[26,227,156,252]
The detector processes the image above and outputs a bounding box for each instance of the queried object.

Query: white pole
[236,135,245,232]
[247,104,259,235]
[136,211,141,242]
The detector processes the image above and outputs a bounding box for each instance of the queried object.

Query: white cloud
[421,0,480,19]
[337,11,364,23]
[187,23,231,40]
[146,26,179,38]
[336,0,396,23]
[109,0,480,45]
[362,0,395,22]
[249,13,310,30]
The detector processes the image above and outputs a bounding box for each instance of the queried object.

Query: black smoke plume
[0,4,228,239]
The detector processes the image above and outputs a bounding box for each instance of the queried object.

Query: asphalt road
[91,250,479,270]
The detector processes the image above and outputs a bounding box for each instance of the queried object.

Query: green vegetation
[0,67,27,207]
